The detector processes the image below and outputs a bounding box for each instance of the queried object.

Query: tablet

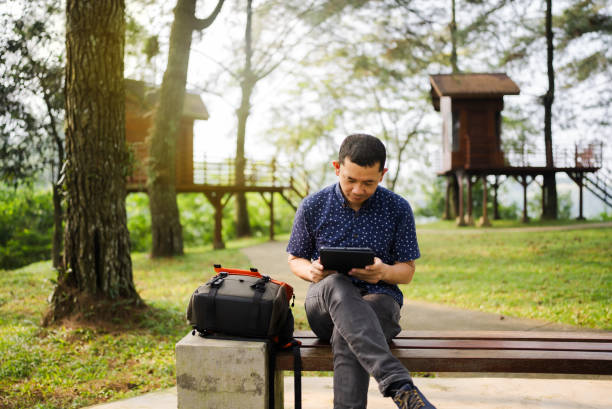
[319,247,375,274]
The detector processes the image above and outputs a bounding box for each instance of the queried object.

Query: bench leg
[176,333,284,408]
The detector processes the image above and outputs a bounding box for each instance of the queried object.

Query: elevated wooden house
[430,73,520,172]
[429,73,606,224]
[125,79,209,191]
[124,79,309,248]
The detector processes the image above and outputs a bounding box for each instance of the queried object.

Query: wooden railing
[435,141,605,171]
[502,142,604,168]
[192,158,308,192]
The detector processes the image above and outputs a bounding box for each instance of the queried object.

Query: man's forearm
[380,260,415,285]
[287,255,314,282]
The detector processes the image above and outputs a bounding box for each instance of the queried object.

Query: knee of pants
[318,273,356,296]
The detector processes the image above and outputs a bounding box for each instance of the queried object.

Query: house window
[452,111,460,152]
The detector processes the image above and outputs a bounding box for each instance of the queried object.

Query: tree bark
[147,0,224,255]
[147,0,194,257]
[450,0,459,73]
[45,0,140,324]
[51,183,63,269]
[235,0,254,237]
[542,0,557,219]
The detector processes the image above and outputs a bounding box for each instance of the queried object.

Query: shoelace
[393,388,426,409]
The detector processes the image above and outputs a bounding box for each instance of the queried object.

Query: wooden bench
[277,330,612,375]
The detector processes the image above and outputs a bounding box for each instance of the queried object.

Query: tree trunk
[147,0,224,254]
[450,0,459,73]
[542,0,557,219]
[45,0,140,324]
[147,0,195,257]
[51,183,63,269]
[235,0,254,237]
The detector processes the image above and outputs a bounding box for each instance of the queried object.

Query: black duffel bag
[186,264,301,409]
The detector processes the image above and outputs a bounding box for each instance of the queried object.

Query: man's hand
[348,257,387,283]
[310,258,336,283]
[349,258,415,285]
[288,254,336,283]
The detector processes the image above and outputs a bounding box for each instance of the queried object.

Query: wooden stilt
[467,174,475,225]
[492,176,501,220]
[478,174,491,227]
[577,173,585,220]
[456,171,467,226]
[521,176,529,223]
[203,191,233,249]
[443,176,451,220]
[259,191,275,241]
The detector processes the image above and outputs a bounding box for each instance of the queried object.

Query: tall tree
[45,0,140,324]
[195,0,319,237]
[147,0,224,257]
[0,0,65,268]
[541,0,557,219]
[234,0,254,237]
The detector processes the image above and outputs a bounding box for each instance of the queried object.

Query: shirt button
[353,234,358,238]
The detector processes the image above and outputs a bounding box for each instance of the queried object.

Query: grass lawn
[1,226,610,408]
[406,226,612,329]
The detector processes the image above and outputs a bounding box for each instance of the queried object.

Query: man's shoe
[392,383,436,409]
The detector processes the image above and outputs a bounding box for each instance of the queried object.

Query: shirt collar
[334,183,378,210]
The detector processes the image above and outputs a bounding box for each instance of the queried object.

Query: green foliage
[528,189,573,220]
[0,185,53,269]
[415,176,446,219]
[126,193,152,252]
[0,0,64,186]
[125,192,296,253]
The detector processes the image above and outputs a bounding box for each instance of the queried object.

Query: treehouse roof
[429,73,520,110]
[125,78,209,120]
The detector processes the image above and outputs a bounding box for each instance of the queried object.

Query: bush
[0,185,54,269]
[126,193,152,252]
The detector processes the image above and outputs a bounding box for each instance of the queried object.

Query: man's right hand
[288,254,336,283]
[310,258,336,283]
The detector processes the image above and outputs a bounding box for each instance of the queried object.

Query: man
[287,134,436,409]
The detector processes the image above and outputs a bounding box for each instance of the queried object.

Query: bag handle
[213,264,295,301]
[214,264,263,278]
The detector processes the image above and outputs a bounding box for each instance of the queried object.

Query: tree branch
[193,0,225,31]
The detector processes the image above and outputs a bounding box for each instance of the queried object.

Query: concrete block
[176,333,283,409]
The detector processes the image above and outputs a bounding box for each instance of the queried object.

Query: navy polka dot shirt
[287,183,420,306]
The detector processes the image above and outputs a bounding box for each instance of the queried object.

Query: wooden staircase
[583,167,612,208]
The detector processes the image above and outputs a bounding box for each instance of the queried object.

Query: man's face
[333,158,387,208]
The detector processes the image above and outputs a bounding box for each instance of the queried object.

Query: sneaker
[392,383,436,409]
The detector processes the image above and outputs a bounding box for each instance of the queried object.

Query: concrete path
[83,233,612,409]
[86,377,612,409]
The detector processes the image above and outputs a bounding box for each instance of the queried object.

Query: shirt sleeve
[286,201,315,260]
[390,200,420,262]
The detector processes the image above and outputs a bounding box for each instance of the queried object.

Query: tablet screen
[319,247,374,274]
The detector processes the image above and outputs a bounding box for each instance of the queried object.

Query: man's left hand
[348,257,387,284]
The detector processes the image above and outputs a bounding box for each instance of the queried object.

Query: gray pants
[304,273,413,409]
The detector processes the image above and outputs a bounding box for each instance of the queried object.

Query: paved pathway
[84,225,612,409]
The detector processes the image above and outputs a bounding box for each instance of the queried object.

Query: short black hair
[338,133,386,171]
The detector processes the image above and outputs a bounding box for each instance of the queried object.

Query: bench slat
[280,331,612,375]
[277,348,612,374]
[295,338,612,352]
[293,330,612,342]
